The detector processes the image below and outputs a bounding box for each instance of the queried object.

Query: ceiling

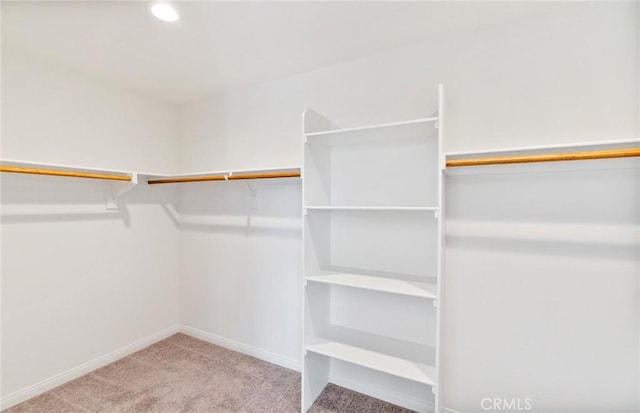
[2,1,567,104]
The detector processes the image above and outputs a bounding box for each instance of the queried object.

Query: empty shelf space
[305,206,439,212]
[305,341,435,386]
[305,272,437,299]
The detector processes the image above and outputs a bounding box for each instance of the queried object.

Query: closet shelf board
[145,166,301,184]
[304,206,439,212]
[446,147,640,168]
[145,165,301,180]
[305,341,436,386]
[304,117,438,137]
[445,138,639,159]
[305,272,437,299]
[0,158,135,181]
[305,118,438,146]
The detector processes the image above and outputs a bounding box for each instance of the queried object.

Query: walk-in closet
[1,2,638,413]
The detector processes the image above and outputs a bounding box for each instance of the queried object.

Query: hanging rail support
[107,172,138,210]
[242,181,257,198]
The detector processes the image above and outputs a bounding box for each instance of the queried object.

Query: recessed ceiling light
[151,3,179,22]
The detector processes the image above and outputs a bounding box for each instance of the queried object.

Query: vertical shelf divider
[434,83,445,412]
[302,109,334,413]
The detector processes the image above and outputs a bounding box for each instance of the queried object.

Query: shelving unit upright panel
[433,83,445,412]
[302,109,334,413]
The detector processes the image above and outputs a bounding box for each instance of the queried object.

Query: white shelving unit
[302,85,445,413]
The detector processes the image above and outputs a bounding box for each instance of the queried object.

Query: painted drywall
[177,2,639,412]
[178,2,637,171]
[177,182,302,370]
[445,160,639,413]
[1,51,179,174]
[1,2,637,411]
[0,52,181,404]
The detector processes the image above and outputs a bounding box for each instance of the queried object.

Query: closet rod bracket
[106,172,138,210]
[242,181,257,198]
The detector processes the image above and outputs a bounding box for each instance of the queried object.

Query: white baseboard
[179,325,301,372]
[330,374,433,413]
[0,325,180,411]
[2,325,442,413]
[441,408,464,413]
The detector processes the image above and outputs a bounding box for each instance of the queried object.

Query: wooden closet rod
[0,166,132,181]
[147,171,301,185]
[446,148,640,168]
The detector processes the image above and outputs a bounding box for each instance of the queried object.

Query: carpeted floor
[4,333,414,413]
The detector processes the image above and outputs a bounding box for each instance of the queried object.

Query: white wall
[445,160,639,412]
[1,52,181,404]
[1,51,179,173]
[1,2,637,411]
[179,2,637,171]
[177,2,639,412]
[177,181,302,369]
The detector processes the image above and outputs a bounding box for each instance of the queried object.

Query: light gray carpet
[4,333,414,413]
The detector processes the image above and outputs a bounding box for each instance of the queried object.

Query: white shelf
[445,138,639,159]
[144,165,301,180]
[0,158,135,176]
[304,117,437,147]
[305,272,437,299]
[0,158,302,181]
[305,117,438,137]
[305,341,435,386]
[305,206,438,212]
